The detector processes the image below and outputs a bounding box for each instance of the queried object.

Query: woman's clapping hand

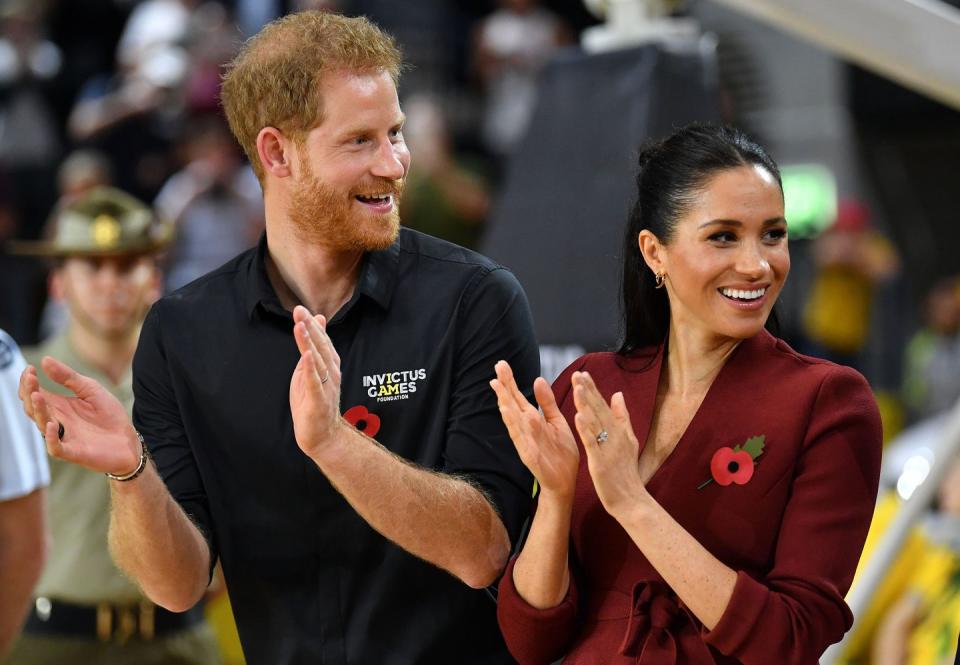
[490,361,580,500]
[571,371,646,520]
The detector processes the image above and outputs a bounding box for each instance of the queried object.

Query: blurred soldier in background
[5,188,221,665]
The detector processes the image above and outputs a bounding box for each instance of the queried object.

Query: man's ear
[256,127,295,180]
[637,230,666,276]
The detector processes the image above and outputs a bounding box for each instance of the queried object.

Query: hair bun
[636,142,660,170]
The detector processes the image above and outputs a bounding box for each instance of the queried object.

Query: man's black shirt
[132,229,539,664]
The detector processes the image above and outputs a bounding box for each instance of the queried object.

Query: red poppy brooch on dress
[697,435,765,490]
[343,405,381,437]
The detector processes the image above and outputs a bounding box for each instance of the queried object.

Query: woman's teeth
[721,287,766,301]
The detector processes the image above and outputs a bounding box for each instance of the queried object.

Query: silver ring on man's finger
[320,371,330,384]
[596,430,608,444]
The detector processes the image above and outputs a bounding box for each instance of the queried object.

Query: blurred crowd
[0,1,957,664]
[798,200,960,665]
[0,0,575,346]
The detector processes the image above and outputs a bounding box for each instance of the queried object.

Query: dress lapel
[644,331,772,496]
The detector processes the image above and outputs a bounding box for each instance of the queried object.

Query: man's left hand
[290,305,344,458]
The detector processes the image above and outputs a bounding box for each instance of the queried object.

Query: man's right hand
[18,356,142,477]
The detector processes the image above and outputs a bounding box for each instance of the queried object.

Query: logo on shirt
[0,338,13,370]
[362,368,427,402]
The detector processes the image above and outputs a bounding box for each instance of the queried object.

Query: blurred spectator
[0,328,49,661]
[181,3,238,115]
[0,0,62,239]
[293,0,343,11]
[0,174,46,344]
[291,0,343,13]
[902,277,960,422]
[55,150,114,205]
[400,94,490,249]
[872,454,960,665]
[66,2,194,201]
[473,0,570,160]
[5,188,222,665]
[37,150,117,340]
[114,0,192,74]
[42,0,131,126]
[802,198,900,369]
[236,0,341,38]
[0,172,15,244]
[154,115,263,292]
[235,0,284,38]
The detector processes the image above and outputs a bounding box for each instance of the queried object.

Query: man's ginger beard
[289,157,404,252]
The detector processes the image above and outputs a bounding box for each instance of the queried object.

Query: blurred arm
[0,488,47,658]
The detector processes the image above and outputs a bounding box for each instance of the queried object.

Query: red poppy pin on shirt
[698,435,765,490]
[344,405,381,437]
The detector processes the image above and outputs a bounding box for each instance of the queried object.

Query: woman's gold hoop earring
[654,272,665,289]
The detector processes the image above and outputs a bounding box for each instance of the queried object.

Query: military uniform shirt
[24,333,143,604]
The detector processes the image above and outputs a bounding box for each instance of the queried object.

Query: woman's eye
[709,231,736,243]
[764,228,788,242]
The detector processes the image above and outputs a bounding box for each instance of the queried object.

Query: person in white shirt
[0,328,49,659]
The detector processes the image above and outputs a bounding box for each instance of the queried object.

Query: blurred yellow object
[837,491,929,664]
[804,265,874,354]
[205,592,245,665]
[903,544,960,665]
[803,231,898,355]
[874,390,905,446]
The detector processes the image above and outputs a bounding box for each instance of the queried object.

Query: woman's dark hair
[618,123,783,355]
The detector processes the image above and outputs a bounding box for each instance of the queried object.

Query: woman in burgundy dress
[491,123,882,664]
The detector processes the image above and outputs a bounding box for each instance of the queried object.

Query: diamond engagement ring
[596,430,608,443]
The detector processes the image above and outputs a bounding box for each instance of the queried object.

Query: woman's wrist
[610,485,657,529]
[537,486,576,511]
[514,493,574,609]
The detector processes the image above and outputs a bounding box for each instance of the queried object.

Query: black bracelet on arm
[105,431,149,482]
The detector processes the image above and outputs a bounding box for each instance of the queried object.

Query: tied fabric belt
[590,581,715,664]
[24,597,204,643]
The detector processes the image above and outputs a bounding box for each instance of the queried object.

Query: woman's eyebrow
[698,217,786,229]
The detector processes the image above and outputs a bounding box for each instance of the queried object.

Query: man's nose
[94,263,123,287]
[371,140,408,181]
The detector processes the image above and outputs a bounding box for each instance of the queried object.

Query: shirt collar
[245,232,401,321]
[358,237,401,311]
